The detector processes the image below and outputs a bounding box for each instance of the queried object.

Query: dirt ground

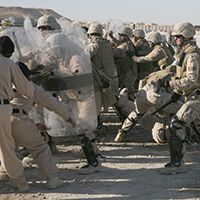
[0,110,200,200]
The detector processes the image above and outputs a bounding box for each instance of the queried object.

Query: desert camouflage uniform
[132,41,175,71]
[159,40,200,174]
[133,38,153,85]
[114,66,184,143]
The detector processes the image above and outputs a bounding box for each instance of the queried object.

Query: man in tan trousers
[0,36,75,191]
[0,36,35,192]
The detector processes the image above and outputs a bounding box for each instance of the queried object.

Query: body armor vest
[174,42,200,96]
[114,39,137,76]
[154,42,175,68]
[91,36,116,78]
[134,38,154,74]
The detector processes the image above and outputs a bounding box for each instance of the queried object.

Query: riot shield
[10,17,97,137]
[107,18,123,40]
[0,26,34,63]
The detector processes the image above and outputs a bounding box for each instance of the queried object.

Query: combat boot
[45,173,62,189]
[114,129,127,143]
[78,160,103,175]
[0,170,9,182]
[71,148,86,158]
[159,116,187,175]
[22,155,35,167]
[9,174,29,192]
[159,159,187,175]
[49,141,58,155]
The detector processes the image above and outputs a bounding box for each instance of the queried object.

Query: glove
[31,71,53,85]
[108,30,114,39]
[171,92,181,102]
[29,64,45,75]
[126,50,134,58]
[154,79,169,88]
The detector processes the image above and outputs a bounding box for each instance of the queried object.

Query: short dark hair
[16,62,31,78]
[0,35,15,55]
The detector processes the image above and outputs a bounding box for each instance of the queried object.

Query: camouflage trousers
[174,94,200,141]
[121,85,184,132]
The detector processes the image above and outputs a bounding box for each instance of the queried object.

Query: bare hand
[36,123,50,131]
[66,118,75,128]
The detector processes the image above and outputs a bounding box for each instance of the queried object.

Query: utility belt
[12,108,27,115]
[0,99,10,105]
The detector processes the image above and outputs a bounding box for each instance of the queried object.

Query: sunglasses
[38,26,51,31]
[118,33,126,37]
[174,35,182,38]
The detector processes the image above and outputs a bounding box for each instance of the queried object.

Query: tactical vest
[173,42,200,96]
[114,39,137,76]
[134,38,154,74]
[91,36,116,78]
[134,38,152,54]
[154,42,175,68]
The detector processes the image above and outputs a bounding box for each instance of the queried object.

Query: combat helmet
[147,31,162,44]
[37,15,61,30]
[171,22,195,38]
[118,26,133,38]
[87,22,103,35]
[132,28,145,38]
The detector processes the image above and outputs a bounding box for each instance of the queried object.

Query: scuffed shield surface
[2,17,97,136]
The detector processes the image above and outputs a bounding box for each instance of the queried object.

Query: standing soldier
[112,26,138,93]
[131,28,153,89]
[87,22,119,103]
[75,22,118,174]
[157,22,200,174]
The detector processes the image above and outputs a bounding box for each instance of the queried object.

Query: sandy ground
[0,110,200,200]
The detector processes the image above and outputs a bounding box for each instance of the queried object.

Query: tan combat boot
[22,155,35,167]
[114,129,126,143]
[159,159,187,175]
[0,170,9,182]
[45,173,62,189]
[9,174,29,192]
[71,148,86,158]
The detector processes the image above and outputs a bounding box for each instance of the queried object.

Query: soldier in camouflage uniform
[157,22,200,174]
[127,31,175,71]
[131,28,153,89]
[75,22,118,174]
[114,65,184,142]
[112,26,138,92]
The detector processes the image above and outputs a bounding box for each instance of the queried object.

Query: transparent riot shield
[16,17,97,137]
[107,18,123,40]
[0,26,34,63]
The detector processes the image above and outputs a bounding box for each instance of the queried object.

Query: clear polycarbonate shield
[0,25,34,63]
[13,17,97,137]
[108,18,123,40]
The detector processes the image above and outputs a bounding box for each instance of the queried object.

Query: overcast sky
[1,0,200,26]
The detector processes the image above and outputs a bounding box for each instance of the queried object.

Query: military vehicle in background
[0,17,36,32]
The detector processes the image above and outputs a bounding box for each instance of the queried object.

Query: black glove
[29,64,45,75]
[126,50,134,58]
[31,71,53,85]
[171,92,181,102]
[154,79,169,88]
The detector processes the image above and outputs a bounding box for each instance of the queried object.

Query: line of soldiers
[0,14,199,192]
[84,21,200,176]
